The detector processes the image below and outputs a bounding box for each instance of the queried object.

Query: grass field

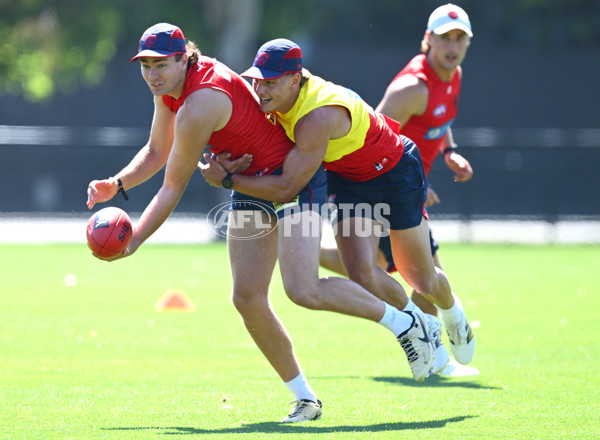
[1,242,599,439]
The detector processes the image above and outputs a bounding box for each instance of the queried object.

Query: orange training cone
[154,288,195,312]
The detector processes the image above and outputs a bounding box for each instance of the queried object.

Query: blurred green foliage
[0,0,213,102]
[1,0,598,102]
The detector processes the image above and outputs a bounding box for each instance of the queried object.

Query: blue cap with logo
[241,38,303,80]
[131,23,187,62]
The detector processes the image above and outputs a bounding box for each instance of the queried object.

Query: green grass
[1,243,599,439]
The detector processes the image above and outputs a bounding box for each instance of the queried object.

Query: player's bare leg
[320,242,399,279]
[334,216,409,311]
[388,218,453,307]
[411,252,443,315]
[318,245,347,275]
[278,210,391,319]
[227,210,302,382]
[278,210,433,382]
[389,217,474,365]
[228,209,322,420]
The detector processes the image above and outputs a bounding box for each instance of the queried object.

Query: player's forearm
[440,129,457,156]
[131,185,181,248]
[115,144,168,190]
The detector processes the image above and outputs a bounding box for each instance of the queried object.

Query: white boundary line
[0,214,598,245]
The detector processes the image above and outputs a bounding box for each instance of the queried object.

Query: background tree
[0,0,597,102]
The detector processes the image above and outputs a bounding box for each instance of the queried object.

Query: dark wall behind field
[1,142,598,219]
[1,45,598,218]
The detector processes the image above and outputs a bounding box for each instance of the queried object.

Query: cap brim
[130,50,184,62]
[432,23,473,37]
[240,66,290,80]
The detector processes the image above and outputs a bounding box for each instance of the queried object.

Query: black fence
[1,126,598,221]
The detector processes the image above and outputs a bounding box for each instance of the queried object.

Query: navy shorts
[327,136,428,230]
[230,165,327,219]
[378,229,440,273]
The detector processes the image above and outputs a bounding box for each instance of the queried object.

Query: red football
[86,207,132,260]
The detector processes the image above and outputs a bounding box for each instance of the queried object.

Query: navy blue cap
[131,23,187,62]
[241,39,302,79]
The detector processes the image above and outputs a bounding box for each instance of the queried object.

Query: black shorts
[327,136,428,230]
[230,165,327,219]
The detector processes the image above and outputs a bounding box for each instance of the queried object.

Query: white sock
[379,302,414,336]
[284,373,317,403]
[437,293,463,326]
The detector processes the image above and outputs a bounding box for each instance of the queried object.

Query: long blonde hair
[420,31,431,53]
[175,41,201,67]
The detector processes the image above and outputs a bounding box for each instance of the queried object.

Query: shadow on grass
[374,375,502,390]
[305,374,501,390]
[103,415,476,435]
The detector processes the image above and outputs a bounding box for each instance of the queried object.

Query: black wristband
[442,144,459,156]
[117,178,129,201]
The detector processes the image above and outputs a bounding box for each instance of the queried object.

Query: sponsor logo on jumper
[424,119,454,140]
[373,157,390,171]
[433,104,447,118]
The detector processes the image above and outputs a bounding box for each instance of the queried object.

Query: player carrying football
[87,23,442,423]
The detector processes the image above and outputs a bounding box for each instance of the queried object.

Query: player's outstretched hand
[444,153,473,182]
[87,178,118,209]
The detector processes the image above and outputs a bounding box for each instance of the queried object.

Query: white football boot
[397,309,434,382]
[427,314,450,375]
[281,399,323,423]
[445,294,475,365]
[439,357,480,377]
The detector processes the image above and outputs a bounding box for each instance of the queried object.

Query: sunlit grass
[0,243,599,439]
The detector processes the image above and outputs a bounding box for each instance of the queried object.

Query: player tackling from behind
[200,36,475,372]
[86,23,439,423]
